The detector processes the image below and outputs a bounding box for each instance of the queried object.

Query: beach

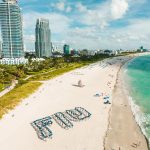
[0,55,148,150]
[104,57,149,150]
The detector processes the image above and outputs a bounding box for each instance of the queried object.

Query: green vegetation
[0,52,133,118]
[0,82,42,118]
[0,83,4,92]
[28,63,85,81]
[26,54,109,81]
[0,54,109,86]
[0,83,10,92]
[0,64,26,91]
[0,54,109,118]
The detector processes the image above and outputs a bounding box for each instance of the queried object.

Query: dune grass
[0,82,42,118]
[0,83,4,92]
[28,63,86,81]
[0,83,11,92]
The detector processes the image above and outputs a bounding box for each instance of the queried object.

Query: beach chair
[104,100,111,104]
[94,93,101,97]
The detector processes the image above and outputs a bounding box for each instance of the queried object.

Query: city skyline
[1,0,150,51]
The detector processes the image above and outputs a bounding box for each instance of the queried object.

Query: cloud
[75,0,129,29]
[52,1,72,13]
[23,12,71,34]
[55,1,65,11]
[68,27,98,40]
[111,0,128,19]
[67,18,150,50]
[102,19,150,49]
[19,0,150,51]
[23,35,35,51]
[66,6,72,13]
[76,3,110,29]
[76,3,87,12]
[24,35,35,42]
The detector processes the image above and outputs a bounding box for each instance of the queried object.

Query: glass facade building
[63,44,70,55]
[35,18,52,58]
[0,0,24,58]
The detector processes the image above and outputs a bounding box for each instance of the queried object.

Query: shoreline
[122,56,150,150]
[104,56,149,150]
[123,56,150,148]
[123,58,150,148]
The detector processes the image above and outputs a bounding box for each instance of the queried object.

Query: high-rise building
[0,0,24,58]
[0,41,2,58]
[35,18,52,58]
[63,44,70,55]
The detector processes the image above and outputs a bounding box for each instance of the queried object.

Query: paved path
[0,67,64,98]
[0,80,18,98]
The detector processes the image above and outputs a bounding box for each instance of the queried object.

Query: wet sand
[104,62,149,150]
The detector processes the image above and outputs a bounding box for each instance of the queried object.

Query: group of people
[103,96,111,104]
[65,107,91,122]
[52,107,91,129]
[31,107,92,140]
[94,93,111,104]
[52,112,74,129]
[31,116,53,141]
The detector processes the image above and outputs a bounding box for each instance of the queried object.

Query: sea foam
[128,96,150,143]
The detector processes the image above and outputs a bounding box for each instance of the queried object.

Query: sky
[5,0,150,50]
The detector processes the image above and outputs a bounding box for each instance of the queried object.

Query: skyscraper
[63,44,70,55]
[0,41,2,58]
[0,0,24,58]
[35,18,52,58]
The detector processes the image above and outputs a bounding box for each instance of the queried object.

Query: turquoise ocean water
[125,55,150,142]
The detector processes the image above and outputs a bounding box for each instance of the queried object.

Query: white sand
[0,56,131,150]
